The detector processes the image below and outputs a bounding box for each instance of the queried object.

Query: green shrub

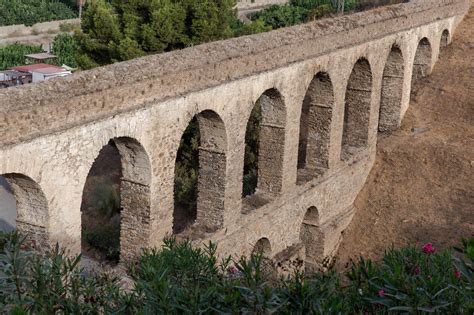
[52,33,78,67]
[83,222,120,262]
[347,244,474,314]
[0,43,42,71]
[0,0,77,27]
[1,234,473,313]
[251,4,309,29]
[0,232,121,313]
[308,4,336,20]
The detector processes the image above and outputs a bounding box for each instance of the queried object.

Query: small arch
[341,58,373,160]
[252,237,272,257]
[440,30,450,48]
[379,45,405,132]
[412,38,432,85]
[242,89,286,201]
[297,72,334,184]
[173,110,227,234]
[300,206,323,273]
[0,173,49,251]
[81,137,151,263]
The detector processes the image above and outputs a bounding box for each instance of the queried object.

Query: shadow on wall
[0,176,16,232]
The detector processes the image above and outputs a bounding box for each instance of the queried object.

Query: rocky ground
[335,6,474,270]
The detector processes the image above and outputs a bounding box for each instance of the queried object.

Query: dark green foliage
[52,33,78,67]
[0,0,77,26]
[58,0,80,12]
[173,118,199,232]
[308,4,336,20]
[231,19,273,37]
[75,0,239,68]
[243,103,262,197]
[0,232,473,313]
[347,245,474,314]
[83,222,120,262]
[0,44,42,71]
[251,4,309,29]
[0,232,121,313]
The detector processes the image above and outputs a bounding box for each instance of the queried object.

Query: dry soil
[335,6,474,270]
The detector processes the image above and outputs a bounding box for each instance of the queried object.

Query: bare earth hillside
[336,6,474,270]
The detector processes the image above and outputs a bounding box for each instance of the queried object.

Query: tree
[75,0,122,68]
[75,0,238,68]
[52,33,78,67]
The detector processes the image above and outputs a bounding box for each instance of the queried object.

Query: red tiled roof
[11,64,65,73]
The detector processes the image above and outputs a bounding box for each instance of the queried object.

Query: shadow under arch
[242,88,286,212]
[81,136,152,263]
[412,37,432,85]
[0,173,49,251]
[297,72,334,184]
[173,109,228,234]
[300,206,324,273]
[379,45,405,132]
[341,58,373,161]
[440,29,450,48]
[252,237,272,257]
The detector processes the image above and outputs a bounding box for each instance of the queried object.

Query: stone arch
[341,58,373,160]
[297,72,334,183]
[379,45,405,132]
[440,29,450,48]
[242,88,286,201]
[252,237,272,257]
[412,37,432,85]
[300,206,323,273]
[81,136,151,263]
[0,173,49,251]
[173,110,227,234]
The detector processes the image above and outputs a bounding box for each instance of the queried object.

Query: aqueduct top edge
[0,0,469,147]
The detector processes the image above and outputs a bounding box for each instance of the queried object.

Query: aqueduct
[0,0,470,269]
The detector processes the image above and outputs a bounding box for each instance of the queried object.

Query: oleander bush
[0,231,472,314]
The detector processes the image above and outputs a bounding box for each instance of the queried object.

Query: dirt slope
[335,7,474,269]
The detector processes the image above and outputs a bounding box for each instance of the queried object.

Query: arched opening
[252,237,272,257]
[81,137,151,264]
[0,174,49,251]
[341,58,373,160]
[242,88,286,211]
[297,72,334,184]
[412,38,432,85]
[379,45,405,132]
[173,110,227,234]
[300,206,323,273]
[440,30,450,48]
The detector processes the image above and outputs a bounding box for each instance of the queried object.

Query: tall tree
[75,0,238,69]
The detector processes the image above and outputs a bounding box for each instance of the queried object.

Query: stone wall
[0,19,80,48]
[0,0,469,267]
[237,0,289,10]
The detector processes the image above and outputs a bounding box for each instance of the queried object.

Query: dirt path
[335,7,474,270]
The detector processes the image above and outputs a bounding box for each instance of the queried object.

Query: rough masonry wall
[237,0,289,10]
[0,0,468,263]
[0,0,468,148]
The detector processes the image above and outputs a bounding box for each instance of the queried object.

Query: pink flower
[422,243,435,254]
[414,266,421,275]
[228,266,238,274]
[454,269,461,279]
[378,289,385,297]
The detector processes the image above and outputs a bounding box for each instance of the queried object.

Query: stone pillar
[196,147,226,231]
[120,179,151,262]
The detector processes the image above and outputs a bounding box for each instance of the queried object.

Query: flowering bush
[1,232,472,314]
